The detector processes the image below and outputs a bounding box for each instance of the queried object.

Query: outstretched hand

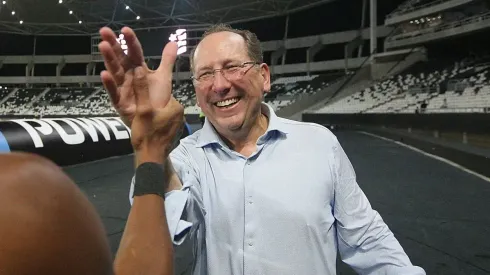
[98,26,179,128]
[99,26,184,162]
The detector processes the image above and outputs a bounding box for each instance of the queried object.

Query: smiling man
[100,23,425,275]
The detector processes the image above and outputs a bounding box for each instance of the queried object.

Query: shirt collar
[196,102,289,148]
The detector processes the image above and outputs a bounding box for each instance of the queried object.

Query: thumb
[157,42,178,75]
[152,42,178,109]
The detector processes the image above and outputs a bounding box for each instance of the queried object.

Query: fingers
[99,27,126,59]
[99,27,128,85]
[99,27,135,73]
[133,67,151,114]
[100,71,119,106]
[99,41,125,86]
[157,42,179,75]
[121,27,145,67]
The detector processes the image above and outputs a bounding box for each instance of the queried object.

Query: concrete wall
[371,49,428,80]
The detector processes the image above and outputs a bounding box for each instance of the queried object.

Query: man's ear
[261,63,271,94]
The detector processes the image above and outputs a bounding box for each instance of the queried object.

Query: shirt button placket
[243,159,256,275]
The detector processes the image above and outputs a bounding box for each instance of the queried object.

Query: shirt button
[248,200,253,205]
[248,242,253,247]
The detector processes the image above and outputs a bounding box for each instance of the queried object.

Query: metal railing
[388,11,490,41]
[425,107,489,113]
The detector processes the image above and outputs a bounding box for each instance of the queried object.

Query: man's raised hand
[98,26,179,128]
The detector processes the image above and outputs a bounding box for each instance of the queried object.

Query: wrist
[133,162,168,199]
[135,146,169,167]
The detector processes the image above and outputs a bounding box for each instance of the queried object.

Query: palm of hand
[115,67,173,128]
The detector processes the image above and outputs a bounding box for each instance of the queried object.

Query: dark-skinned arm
[113,153,175,275]
[113,63,184,275]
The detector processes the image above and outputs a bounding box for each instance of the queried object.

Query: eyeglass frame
[190,61,261,86]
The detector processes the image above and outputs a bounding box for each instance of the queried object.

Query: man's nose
[212,71,232,95]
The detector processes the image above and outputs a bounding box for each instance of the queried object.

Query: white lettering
[12,117,131,148]
[112,117,132,136]
[69,118,111,142]
[44,119,85,145]
[96,118,130,140]
[12,120,53,148]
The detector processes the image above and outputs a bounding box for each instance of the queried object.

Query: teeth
[216,97,239,107]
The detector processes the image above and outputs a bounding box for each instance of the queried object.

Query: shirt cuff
[129,177,193,246]
[164,189,193,245]
[384,266,426,275]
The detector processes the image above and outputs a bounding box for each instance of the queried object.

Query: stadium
[1,0,490,274]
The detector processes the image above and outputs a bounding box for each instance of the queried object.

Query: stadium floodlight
[116,33,128,55]
[169,29,187,55]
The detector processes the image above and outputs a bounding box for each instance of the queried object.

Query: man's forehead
[194,31,247,67]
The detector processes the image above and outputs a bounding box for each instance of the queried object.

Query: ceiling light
[59,0,62,3]
[11,11,15,15]
[2,1,6,4]
[79,20,82,24]
[19,20,23,24]
[136,15,140,20]
[69,10,73,14]
[126,5,129,10]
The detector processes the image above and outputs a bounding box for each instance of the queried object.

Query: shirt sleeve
[129,144,206,275]
[331,135,426,275]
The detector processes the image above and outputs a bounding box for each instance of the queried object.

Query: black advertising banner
[0,117,133,166]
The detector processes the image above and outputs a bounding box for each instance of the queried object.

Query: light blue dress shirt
[129,103,426,275]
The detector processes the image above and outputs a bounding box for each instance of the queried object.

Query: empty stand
[318,57,490,114]
[265,74,342,111]
[0,73,340,117]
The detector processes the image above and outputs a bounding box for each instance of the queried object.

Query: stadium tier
[318,56,490,114]
[264,74,341,111]
[0,74,339,117]
[388,0,446,18]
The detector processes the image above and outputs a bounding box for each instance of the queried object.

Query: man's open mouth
[214,97,240,108]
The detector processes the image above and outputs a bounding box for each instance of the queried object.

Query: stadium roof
[0,0,335,36]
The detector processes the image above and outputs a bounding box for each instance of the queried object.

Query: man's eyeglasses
[191,61,260,87]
